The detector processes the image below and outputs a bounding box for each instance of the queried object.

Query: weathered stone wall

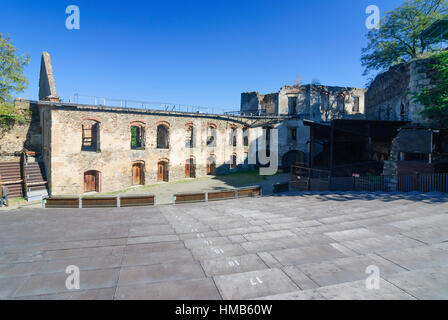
[277,85,365,120]
[239,84,366,167]
[44,105,264,195]
[0,99,42,162]
[365,57,436,125]
[240,92,260,114]
[241,84,365,119]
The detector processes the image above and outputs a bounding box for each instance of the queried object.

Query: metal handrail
[67,94,234,115]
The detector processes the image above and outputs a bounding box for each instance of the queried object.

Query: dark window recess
[82,122,100,152]
[230,154,237,169]
[352,96,360,113]
[185,126,194,148]
[321,93,329,110]
[207,127,216,147]
[288,97,297,115]
[337,95,345,114]
[243,128,249,147]
[230,128,237,147]
[400,103,406,120]
[131,126,144,149]
[157,125,169,149]
[288,128,297,142]
[404,153,429,162]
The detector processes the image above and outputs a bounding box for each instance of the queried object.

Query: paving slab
[254,289,325,300]
[214,268,299,300]
[281,266,319,290]
[341,235,423,254]
[190,243,247,260]
[324,228,379,242]
[378,245,448,271]
[243,230,296,241]
[122,248,195,267]
[17,287,116,300]
[13,268,120,298]
[384,266,448,300]
[183,237,231,249]
[315,279,415,300]
[127,235,179,245]
[117,261,205,286]
[298,254,406,287]
[116,278,222,300]
[201,254,268,277]
[270,244,348,266]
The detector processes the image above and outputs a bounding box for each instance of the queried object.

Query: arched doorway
[84,170,100,193]
[185,157,196,178]
[282,150,306,172]
[207,156,216,175]
[132,162,145,185]
[157,161,169,182]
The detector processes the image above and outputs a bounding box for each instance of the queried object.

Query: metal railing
[291,166,448,193]
[67,94,235,115]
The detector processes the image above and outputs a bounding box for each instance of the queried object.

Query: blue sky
[1,0,403,111]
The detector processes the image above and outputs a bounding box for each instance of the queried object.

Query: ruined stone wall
[365,57,436,125]
[46,106,261,195]
[242,84,365,119]
[240,92,260,114]
[0,99,42,162]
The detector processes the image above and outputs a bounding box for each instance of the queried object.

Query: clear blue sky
[1,0,403,111]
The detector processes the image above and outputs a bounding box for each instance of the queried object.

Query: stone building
[1,52,369,197]
[240,84,366,169]
[39,102,264,195]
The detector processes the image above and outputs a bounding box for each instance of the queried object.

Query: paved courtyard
[1,192,448,300]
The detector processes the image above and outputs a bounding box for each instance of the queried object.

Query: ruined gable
[39,52,60,102]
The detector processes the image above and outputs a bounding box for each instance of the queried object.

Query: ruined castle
[2,51,442,197]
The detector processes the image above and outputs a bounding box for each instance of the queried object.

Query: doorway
[132,162,144,185]
[157,161,169,182]
[207,157,216,175]
[185,158,196,178]
[84,170,100,193]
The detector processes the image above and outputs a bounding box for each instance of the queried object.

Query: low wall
[174,186,262,204]
[44,194,155,208]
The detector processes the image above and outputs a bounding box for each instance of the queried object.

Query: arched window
[157,124,169,149]
[230,153,237,169]
[230,126,237,147]
[185,124,194,148]
[131,122,145,149]
[84,170,100,193]
[207,124,217,147]
[82,119,100,151]
[243,127,249,147]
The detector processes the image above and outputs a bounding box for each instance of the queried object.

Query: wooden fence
[174,186,262,205]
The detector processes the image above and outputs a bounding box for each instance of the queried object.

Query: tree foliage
[413,51,448,128]
[0,33,30,127]
[362,0,448,76]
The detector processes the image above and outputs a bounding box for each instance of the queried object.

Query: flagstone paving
[1,191,448,300]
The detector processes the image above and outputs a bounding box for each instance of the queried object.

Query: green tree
[0,33,30,126]
[413,51,448,127]
[362,0,448,77]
